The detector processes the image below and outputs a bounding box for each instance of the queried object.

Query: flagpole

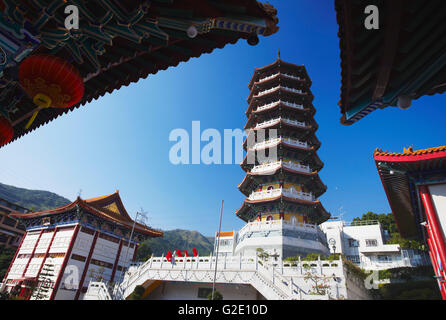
[212,200,224,300]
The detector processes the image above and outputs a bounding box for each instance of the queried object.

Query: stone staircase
[85,256,345,300]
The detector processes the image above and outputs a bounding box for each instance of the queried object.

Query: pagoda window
[267,186,274,191]
[266,215,274,221]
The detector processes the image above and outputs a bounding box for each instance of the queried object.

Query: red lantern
[18,54,84,129]
[176,249,182,257]
[0,116,13,146]
[184,250,189,257]
[192,248,198,257]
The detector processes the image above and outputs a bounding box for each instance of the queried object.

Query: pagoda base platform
[234,220,330,259]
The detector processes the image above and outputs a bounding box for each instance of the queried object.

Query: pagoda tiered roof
[238,169,327,198]
[335,0,446,125]
[236,196,329,224]
[374,145,446,238]
[0,0,278,147]
[9,190,162,237]
[248,57,312,89]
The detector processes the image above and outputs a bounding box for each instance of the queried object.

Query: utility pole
[211,200,224,300]
[116,210,147,293]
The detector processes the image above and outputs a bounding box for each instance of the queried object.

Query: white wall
[147,281,262,300]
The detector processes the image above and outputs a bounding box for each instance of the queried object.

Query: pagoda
[235,53,330,258]
[0,191,162,300]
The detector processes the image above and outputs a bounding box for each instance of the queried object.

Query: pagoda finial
[277,49,281,60]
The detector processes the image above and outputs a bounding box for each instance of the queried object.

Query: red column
[419,185,446,300]
[21,229,44,277]
[110,239,123,283]
[25,227,59,300]
[49,224,80,300]
[419,186,446,273]
[36,228,59,280]
[427,237,446,300]
[3,229,27,281]
[74,230,99,300]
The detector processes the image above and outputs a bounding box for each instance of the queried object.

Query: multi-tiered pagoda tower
[235,54,330,259]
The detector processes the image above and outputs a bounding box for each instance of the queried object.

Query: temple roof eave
[9,194,163,237]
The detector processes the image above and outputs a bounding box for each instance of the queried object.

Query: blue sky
[1,1,445,236]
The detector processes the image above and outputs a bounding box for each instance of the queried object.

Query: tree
[0,248,15,280]
[303,265,331,296]
[129,285,145,300]
[136,242,152,262]
[207,290,223,300]
[256,248,270,265]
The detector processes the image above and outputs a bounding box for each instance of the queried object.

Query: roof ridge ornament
[403,146,413,153]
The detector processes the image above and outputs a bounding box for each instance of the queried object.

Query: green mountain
[137,229,215,260]
[0,182,71,211]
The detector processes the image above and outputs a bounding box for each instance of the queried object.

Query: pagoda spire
[277,49,281,60]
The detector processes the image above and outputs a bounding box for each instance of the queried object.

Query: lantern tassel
[25,110,40,130]
[25,93,53,130]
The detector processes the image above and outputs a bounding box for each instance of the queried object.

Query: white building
[320,219,430,271]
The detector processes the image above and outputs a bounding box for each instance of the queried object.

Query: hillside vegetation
[0,182,71,211]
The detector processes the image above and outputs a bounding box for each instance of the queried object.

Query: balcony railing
[256,101,281,112]
[282,101,304,110]
[251,160,311,174]
[282,137,308,149]
[251,161,282,173]
[282,118,306,127]
[238,219,320,239]
[255,117,281,129]
[251,137,281,150]
[248,187,314,201]
[256,100,304,112]
[257,85,280,97]
[258,73,302,83]
[250,137,309,150]
[282,86,302,94]
[283,73,301,80]
[255,117,306,129]
[258,73,278,83]
[256,86,303,98]
[283,160,311,173]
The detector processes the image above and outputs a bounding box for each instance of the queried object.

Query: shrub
[207,290,223,300]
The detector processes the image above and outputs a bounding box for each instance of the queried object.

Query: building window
[346,255,360,264]
[197,288,212,299]
[366,239,378,247]
[348,239,359,247]
[378,255,391,262]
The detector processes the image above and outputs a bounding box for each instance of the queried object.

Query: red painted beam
[110,239,123,283]
[74,230,99,300]
[21,230,44,277]
[2,229,27,282]
[49,224,80,300]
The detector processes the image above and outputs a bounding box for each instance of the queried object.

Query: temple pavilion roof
[374,145,446,239]
[9,190,162,237]
[335,0,446,125]
[0,0,278,147]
